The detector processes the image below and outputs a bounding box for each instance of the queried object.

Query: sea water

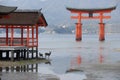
[1,33,120,80]
[38,33,120,80]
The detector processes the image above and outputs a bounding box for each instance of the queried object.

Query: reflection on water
[70,55,82,69]
[0,64,38,72]
[45,61,52,65]
[99,47,104,63]
[0,61,52,73]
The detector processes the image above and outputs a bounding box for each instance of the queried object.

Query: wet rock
[40,74,60,80]
[66,68,83,73]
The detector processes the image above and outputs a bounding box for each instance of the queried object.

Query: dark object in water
[45,61,51,65]
[66,68,83,73]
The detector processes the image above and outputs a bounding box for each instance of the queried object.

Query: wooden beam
[70,10,113,14]
[0,26,28,28]
[102,16,111,19]
[11,51,14,61]
[71,15,111,19]
[71,16,78,19]
[39,17,46,26]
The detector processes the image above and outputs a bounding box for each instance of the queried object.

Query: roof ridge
[15,8,42,13]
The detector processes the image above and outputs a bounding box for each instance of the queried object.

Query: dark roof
[0,5,17,15]
[0,10,48,27]
[66,6,116,13]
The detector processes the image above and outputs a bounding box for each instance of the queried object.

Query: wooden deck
[0,46,28,50]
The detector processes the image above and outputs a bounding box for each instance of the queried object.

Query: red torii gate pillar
[66,6,116,41]
[99,23,105,41]
[75,13,82,41]
[75,23,82,41]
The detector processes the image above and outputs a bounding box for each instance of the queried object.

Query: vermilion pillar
[36,25,38,46]
[6,25,8,46]
[99,23,105,41]
[11,26,14,46]
[27,26,29,46]
[21,26,23,45]
[76,23,82,41]
[32,26,34,46]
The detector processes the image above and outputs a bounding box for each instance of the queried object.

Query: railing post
[32,26,34,46]
[11,50,14,61]
[21,26,23,45]
[6,25,9,46]
[11,26,14,46]
[27,26,29,47]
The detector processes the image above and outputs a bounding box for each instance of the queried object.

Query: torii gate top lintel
[66,6,116,13]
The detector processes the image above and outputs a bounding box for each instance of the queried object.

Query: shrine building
[0,5,47,61]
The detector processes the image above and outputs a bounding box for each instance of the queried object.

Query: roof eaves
[0,5,17,15]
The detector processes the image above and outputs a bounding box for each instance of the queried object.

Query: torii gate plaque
[66,6,116,41]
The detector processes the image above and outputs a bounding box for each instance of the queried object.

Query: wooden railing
[0,38,38,47]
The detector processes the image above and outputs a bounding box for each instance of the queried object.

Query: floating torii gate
[66,6,116,41]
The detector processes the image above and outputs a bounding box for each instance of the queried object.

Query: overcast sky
[0,0,118,9]
[0,0,120,25]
